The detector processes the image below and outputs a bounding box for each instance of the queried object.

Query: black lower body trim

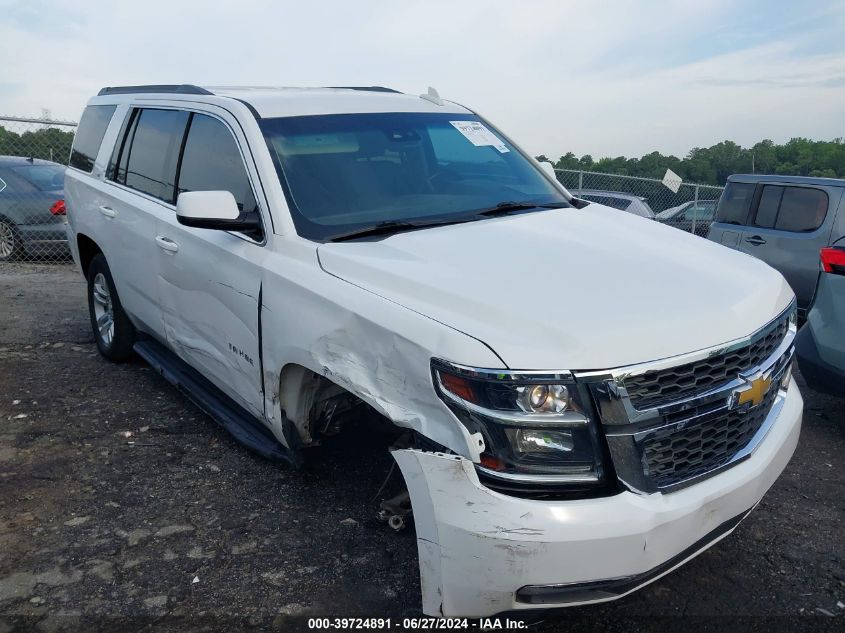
[134,338,302,467]
[515,506,753,605]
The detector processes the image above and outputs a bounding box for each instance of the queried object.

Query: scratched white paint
[260,237,495,458]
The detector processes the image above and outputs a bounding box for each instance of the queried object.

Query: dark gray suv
[707,174,845,314]
[795,245,845,397]
[0,156,67,260]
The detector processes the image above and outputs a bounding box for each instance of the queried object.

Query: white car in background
[571,189,655,218]
[65,85,801,617]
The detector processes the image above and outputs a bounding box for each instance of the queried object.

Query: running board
[133,339,302,467]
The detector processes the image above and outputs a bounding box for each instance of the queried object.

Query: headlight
[432,359,606,485]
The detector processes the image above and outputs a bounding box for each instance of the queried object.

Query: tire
[0,219,22,262]
[87,253,135,361]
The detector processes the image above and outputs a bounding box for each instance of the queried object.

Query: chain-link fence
[556,169,724,237]
[0,115,77,262]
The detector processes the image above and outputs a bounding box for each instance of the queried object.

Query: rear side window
[118,109,189,203]
[753,185,784,228]
[775,187,828,232]
[69,105,116,172]
[715,182,755,225]
[177,114,257,214]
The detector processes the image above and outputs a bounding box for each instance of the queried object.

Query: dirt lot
[0,263,843,632]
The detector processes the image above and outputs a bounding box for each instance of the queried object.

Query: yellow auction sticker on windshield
[450,121,510,153]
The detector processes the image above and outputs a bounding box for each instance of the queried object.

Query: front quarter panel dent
[261,260,499,459]
[307,317,486,459]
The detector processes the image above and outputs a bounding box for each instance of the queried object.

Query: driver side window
[177,113,261,237]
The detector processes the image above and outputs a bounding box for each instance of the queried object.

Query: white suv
[65,85,802,618]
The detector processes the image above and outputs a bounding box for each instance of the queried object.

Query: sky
[1,0,843,160]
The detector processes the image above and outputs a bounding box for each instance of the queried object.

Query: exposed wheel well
[76,234,102,278]
[278,364,382,446]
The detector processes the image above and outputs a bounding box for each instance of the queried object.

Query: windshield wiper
[328,218,472,242]
[327,201,569,242]
[475,200,570,217]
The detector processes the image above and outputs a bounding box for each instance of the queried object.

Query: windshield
[684,203,715,221]
[10,164,65,191]
[656,204,685,219]
[259,112,568,240]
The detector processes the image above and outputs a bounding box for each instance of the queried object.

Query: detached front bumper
[393,379,802,618]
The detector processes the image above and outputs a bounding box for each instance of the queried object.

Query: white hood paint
[318,205,795,370]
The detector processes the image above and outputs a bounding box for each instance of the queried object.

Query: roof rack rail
[97,84,214,96]
[325,86,401,93]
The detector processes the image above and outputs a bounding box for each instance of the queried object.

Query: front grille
[624,314,790,410]
[640,386,777,489]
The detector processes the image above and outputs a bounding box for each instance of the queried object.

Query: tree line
[2,124,843,187]
[0,125,75,165]
[537,137,845,186]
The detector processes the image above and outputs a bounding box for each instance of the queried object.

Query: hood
[317,206,794,370]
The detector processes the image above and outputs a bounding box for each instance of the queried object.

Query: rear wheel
[0,219,22,262]
[87,254,135,361]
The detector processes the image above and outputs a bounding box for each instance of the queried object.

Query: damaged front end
[391,364,803,617]
[429,359,614,499]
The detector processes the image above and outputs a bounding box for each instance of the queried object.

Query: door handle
[745,235,766,246]
[98,205,116,218]
[155,236,179,253]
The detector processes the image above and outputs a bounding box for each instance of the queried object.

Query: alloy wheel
[0,222,15,258]
[92,273,115,346]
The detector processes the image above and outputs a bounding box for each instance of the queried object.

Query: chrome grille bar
[575,302,797,494]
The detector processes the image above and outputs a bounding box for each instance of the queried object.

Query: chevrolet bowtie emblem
[732,374,772,409]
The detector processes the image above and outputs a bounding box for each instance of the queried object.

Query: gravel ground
[0,263,842,633]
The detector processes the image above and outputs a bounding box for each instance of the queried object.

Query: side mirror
[176,191,260,232]
[539,161,557,179]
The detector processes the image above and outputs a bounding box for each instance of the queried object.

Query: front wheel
[87,254,135,361]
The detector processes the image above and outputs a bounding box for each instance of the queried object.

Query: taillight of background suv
[820,246,845,275]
